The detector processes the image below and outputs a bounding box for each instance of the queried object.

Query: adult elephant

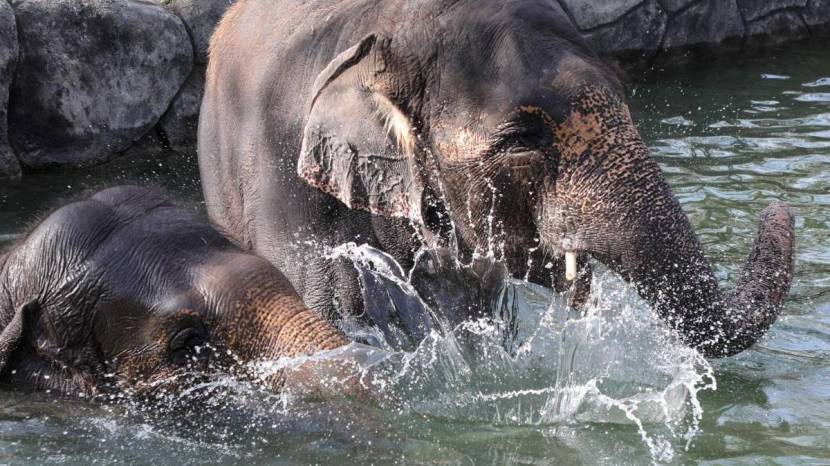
[199,0,796,357]
[0,186,356,398]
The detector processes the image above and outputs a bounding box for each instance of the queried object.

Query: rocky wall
[0,0,827,179]
[562,0,830,62]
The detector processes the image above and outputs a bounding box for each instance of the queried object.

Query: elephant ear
[0,299,98,396]
[299,34,420,219]
[0,300,38,375]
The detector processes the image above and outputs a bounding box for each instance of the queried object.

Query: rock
[582,0,668,60]
[157,0,236,64]
[8,0,193,170]
[128,126,161,149]
[662,0,744,49]
[657,0,699,13]
[559,0,644,30]
[745,10,810,47]
[158,65,204,148]
[804,0,830,35]
[0,0,19,179]
[737,0,808,22]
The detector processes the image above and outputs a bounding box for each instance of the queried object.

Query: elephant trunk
[538,85,795,357]
[198,254,354,393]
[208,254,348,361]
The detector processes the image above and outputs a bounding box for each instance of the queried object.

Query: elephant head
[296,2,795,357]
[0,186,355,398]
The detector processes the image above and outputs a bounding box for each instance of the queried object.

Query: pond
[0,38,828,464]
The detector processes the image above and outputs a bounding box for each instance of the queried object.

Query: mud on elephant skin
[0,186,366,400]
[201,0,796,357]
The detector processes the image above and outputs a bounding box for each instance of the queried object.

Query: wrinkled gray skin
[200,0,796,357]
[0,186,351,398]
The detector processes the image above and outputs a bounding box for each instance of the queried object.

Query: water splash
[324,244,716,462]
[106,244,715,464]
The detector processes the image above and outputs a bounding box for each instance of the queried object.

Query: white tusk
[565,251,577,281]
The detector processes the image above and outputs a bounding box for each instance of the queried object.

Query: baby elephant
[0,186,354,399]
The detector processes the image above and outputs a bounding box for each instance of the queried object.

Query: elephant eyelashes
[168,325,208,366]
[489,119,552,156]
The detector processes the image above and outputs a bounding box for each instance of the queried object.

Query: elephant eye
[168,326,208,366]
[490,120,551,156]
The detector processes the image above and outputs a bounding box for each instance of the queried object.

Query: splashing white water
[318,243,717,463]
[112,243,715,464]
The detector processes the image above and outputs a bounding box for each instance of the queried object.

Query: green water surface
[0,39,828,465]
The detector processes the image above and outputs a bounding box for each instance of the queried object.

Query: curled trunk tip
[701,202,796,358]
[737,202,796,306]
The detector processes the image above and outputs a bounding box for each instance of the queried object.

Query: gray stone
[583,0,667,59]
[657,0,701,13]
[157,0,236,64]
[662,0,744,49]
[8,0,193,170]
[745,10,810,47]
[559,0,644,30]
[158,65,204,148]
[737,0,809,22]
[0,0,19,179]
[803,0,830,35]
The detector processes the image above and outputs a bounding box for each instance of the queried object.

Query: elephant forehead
[548,55,619,98]
[553,85,633,160]
[193,252,298,303]
[516,105,556,125]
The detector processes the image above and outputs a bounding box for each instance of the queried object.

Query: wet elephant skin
[200,0,795,357]
[0,186,350,398]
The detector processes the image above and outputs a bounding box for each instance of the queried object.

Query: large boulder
[156,0,236,64]
[562,0,830,64]
[8,0,193,170]
[661,0,744,50]
[558,0,643,29]
[745,9,810,48]
[580,0,668,60]
[804,0,830,35]
[158,64,204,148]
[0,0,19,179]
